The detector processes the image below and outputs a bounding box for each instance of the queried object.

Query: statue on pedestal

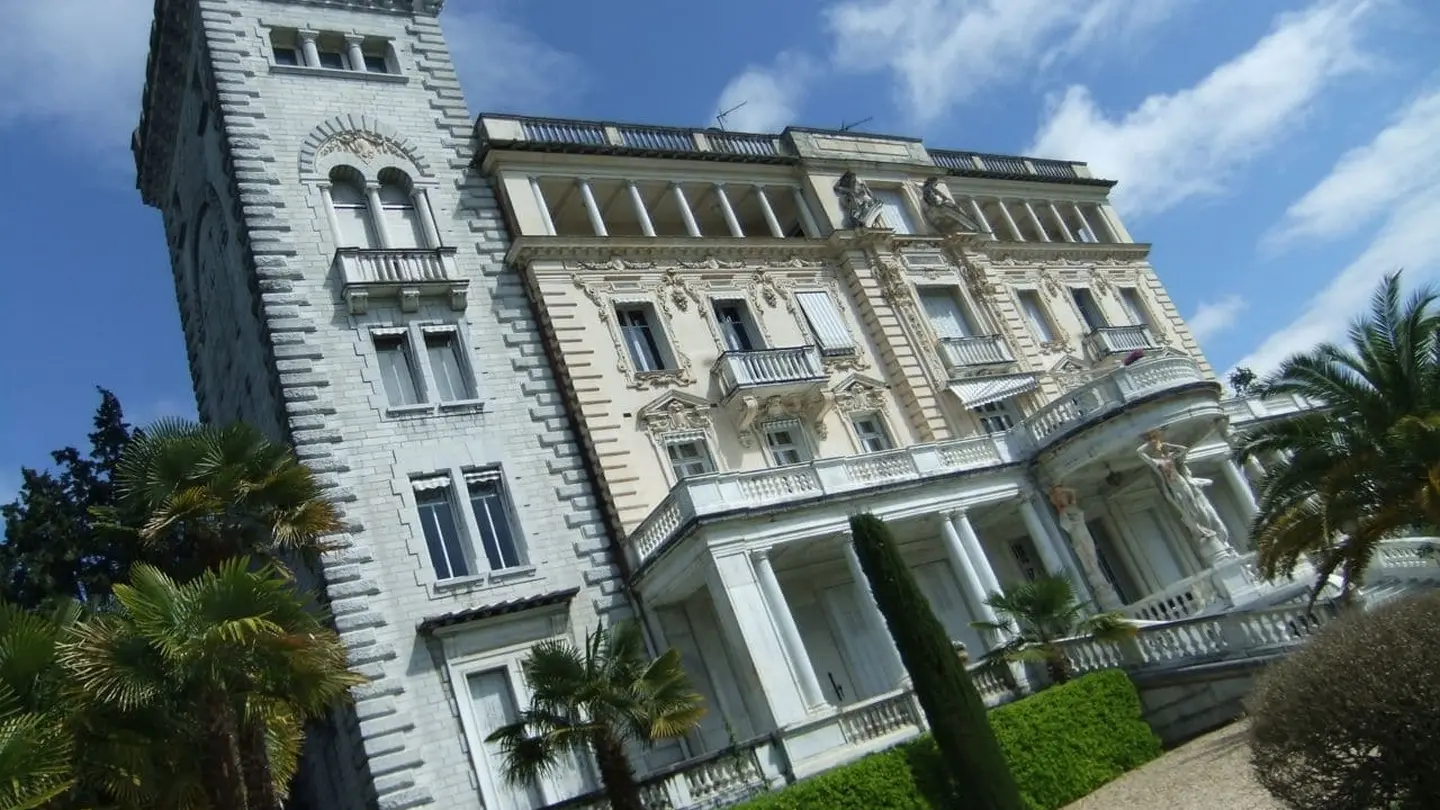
[834,172,882,228]
[920,177,982,235]
[1136,430,1235,564]
[1048,484,1122,609]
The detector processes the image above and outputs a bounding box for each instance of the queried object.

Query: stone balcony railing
[476,114,793,159]
[1083,325,1157,360]
[1222,391,1319,427]
[714,346,827,399]
[937,335,1015,375]
[1026,356,1213,448]
[334,246,468,315]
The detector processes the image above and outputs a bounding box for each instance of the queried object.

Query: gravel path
[1063,721,1284,810]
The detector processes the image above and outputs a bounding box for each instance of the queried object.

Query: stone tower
[133,2,624,808]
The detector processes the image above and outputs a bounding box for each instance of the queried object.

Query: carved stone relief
[735,390,836,446]
[835,171,883,228]
[833,377,888,413]
[316,130,408,164]
[920,177,982,235]
[638,393,714,436]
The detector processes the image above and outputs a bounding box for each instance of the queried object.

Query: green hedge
[734,670,1160,810]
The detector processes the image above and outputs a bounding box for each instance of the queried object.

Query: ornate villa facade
[132,1,1350,809]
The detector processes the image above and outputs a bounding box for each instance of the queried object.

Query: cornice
[507,235,840,270]
[979,241,1152,265]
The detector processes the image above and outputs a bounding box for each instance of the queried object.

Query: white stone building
[133,1,1348,809]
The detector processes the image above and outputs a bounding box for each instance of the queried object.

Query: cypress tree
[849,512,1025,810]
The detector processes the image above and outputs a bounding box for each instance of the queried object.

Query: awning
[948,374,1039,409]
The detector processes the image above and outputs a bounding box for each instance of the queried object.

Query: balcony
[1026,356,1218,449]
[937,335,1015,376]
[475,114,794,162]
[335,247,467,315]
[714,346,827,400]
[1084,325,1157,360]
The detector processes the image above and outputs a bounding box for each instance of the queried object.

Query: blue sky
[2,0,1438,502]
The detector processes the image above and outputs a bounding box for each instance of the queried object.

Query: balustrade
[713,346,826,397]
[1084,325,1157,358]
[333,247,466,314]
[937,335,1014,373]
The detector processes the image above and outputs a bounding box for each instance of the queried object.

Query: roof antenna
[715,101,747,131]
[838,115,873,132]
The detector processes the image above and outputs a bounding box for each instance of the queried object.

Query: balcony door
[714,300,761,352]
[1070,287,1108,331]
[919,288,975,339]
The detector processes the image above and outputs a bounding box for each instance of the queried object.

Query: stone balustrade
[713,346,826,398]
[937,334,1015,374]
[333,246,467,314]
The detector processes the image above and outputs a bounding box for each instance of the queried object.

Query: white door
[820,584,890,699]
[468,670,544,810]
[1122,507,1188,590]
[791,598,857,706]
[914,561,985,658]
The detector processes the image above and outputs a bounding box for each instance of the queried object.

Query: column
[713,184,744,237]
[298,30,321,68]
[1052,501,1123,610]
[626,181,656,237]
[840,535,907,687]
[753,550,826,710]
[704,553,810,727]
[1241,453,1266,486]
[672,183,701,237]
[1095,204,1125,242]
[575,179,607,236]
[530,177,557,235]
[317,184,344,245]
[939,512,1001,627]
[1046,202,1076,242]
[364,183,393,248]
[412,188,441,248]
[1070,202,1097,243]
[792,187,820,237]
[1022,201,1051,242]
[1018,497,1067,577]
[344,34,366,73]
[1221,460,1259,521]
[754,185,784,237]
[995,200,1024,242]
[965,197,993,236]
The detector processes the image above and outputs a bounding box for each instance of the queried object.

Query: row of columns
[962,196,1119,245]
[318,182,442,250]
[530,177,820,239]
[293,31,371,72]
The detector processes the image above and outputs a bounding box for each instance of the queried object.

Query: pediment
[832,372,889,412]
[636,391,714,434]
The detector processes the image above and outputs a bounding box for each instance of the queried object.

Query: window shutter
[795,291,853,354]
[920,289,970,338]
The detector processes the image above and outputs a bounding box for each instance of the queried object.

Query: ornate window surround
[791,282,870,372]
[573,278,695,390]
[1008,283,1070,353]
[699,290,774,352]
[831,374,896,454]
[636,392,719,487]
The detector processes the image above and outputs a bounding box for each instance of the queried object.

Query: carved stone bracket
[733,390,836,446]
[832,375,888,413]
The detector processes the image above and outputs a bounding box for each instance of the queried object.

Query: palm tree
[973,576,1135,685]
[60,559,364,810]
[1233,271,1440,600]
[0,600,80,810]
[96,419,344,579]
[486,620,706,810]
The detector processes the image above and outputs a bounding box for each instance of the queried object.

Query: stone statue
[1136,430,1234,563]
[1048,484,1122,609]
[834,171,882,228]
[920,176,981,235]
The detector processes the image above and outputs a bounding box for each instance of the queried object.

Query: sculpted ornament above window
[832,376,888,414]
[835,171,883,228]
[637,392,713,437]
[920,177,982,235]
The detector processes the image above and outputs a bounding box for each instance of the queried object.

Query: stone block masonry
[133,1,628,808]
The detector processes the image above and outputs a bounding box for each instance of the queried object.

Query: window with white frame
[1015,289,1056,344]
[872,187,916,234]
[268,28,400,77]
[972,399,1017,435]
[412,469,526,581]
[762,420,812,466]
[919,287,977,339]
[851,412,893,453]
[378,170,428,249]
[371,324,477,410]
[1070,287,1107,332]
[328,166,432,251]
[374,330,421,407]
[795,290,856,355]
[615,304,673,372]
[665,436,715,480]
[465,469,525,571]
[712,299,761,352]
[1118,287,1152,329]
[330,170,379,248]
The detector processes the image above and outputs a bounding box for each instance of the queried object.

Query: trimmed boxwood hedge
[733,669,1160,810]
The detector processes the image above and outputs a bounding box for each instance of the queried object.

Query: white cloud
[1030,0,1376,217]
[824,0,1189,124]
[445,1,587,114]
[1188,295,1249,343]
[1237,90,1440,373]
[1264,88,1440,249]
[711,53,818,132]
[0,0,152,157]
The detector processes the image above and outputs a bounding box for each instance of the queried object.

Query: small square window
[415,481,469,580]
[666,439,715,480]
[762,421,812,466]
[972,400,1016,435]
[424,329,473,402]
[317,49,348,70]
[375,333,421,407]
[466,471,525,571]
[363,52,390,73]
[269,28,300,66]
[272,46,300,66]
[851,413,893,453]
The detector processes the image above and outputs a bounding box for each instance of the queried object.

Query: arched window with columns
[377,168,429,249]
[328,166,379,248]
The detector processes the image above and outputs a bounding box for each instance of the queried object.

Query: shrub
[849,513,1024,810]
[1248,591,1440,809]
[734,670,1160,810]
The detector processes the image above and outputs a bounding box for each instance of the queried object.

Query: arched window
[378,169,427,249]
[329,168,378,248]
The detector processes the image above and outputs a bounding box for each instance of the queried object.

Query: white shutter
[1017,291,1055,343]
[795,291,853,354]
[920,289,971,338]
[873,188,915,234]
